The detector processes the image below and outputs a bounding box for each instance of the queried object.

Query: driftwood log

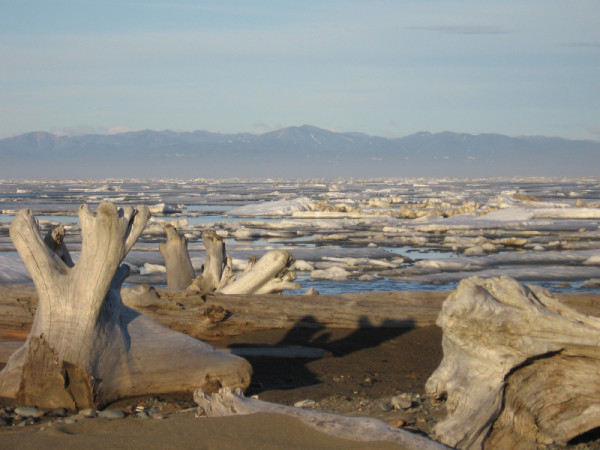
[0,204,251,410]
[1,284,599,343]
[426,276,600,449]
[162,227,300,294]
[0,285,450,342]
[194,387,448,449]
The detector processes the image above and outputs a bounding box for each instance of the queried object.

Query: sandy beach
[3,288,600,448]
[0,288,445,449]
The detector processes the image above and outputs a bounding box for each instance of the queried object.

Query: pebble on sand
[294,399,316,408]
[391,395,413,410]
[98,409,127,420]
[79,409,97,418]
[14,406,45,418]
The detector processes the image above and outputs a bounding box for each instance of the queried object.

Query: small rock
[391,395,413,410]
[51,408,67,417]
[17,417,36,427]
[98,409,126,420]
[294,399,316,408]
[79,409,97,418]
[376,399,393,412]
[136,411,150,419]
[391,419,406,428]
[14,406,45,418]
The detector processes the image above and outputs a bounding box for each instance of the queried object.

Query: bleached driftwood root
[426,275,600,449]
[218,249,300,295]
[194,387,447,449]
[186,231,235,293]
[162,227,300,295]
[0,204,251,410]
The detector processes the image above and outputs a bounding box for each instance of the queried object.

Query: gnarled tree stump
[426,275,600,449]
[0,204,251,410]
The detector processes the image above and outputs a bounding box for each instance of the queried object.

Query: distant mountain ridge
[1,125,599,179]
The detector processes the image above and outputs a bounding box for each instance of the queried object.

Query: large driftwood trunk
[194,387,448,449]
[0,285,449,342]
[2,284,599,343]
[0,204,251,410]
[426,276,600,449]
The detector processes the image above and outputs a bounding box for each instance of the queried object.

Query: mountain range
[1,125,599,179]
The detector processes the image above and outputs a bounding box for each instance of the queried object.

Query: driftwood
[194,387,448,449]
[43,225,74,266]
[0,204,251,410]
[159,224,196,290]
[218,249,299,295]
[0,285,449,342]
[1,284,599,343]
[426,276,600,449]
[162,227,300,295]
[186,231,234,293]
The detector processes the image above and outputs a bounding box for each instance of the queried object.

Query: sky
[1,0,599,140]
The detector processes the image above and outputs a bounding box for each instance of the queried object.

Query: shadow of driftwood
[278,315,416,358]
[232,315,416,395]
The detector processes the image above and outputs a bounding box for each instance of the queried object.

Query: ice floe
[1,177,599,294]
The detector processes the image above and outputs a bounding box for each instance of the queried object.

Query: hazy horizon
[5,126,600,143]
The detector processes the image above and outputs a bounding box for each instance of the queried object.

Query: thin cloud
[564,42,600,48]
[107,126,138,135]
[412,25,509,35]
[587,125,600,136]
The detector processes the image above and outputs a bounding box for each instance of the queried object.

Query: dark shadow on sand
[230,315,415,395]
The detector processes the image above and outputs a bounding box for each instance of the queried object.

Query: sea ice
[1,177,600,294]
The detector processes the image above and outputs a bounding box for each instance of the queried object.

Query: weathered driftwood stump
[194,387,447,449]
[186,231,236,293]
[426,275,600,449]
[0,204,251,410]
[162,227,300,295]
[159,224,196,290]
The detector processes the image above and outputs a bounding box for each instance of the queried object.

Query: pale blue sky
[1,0,599,139]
